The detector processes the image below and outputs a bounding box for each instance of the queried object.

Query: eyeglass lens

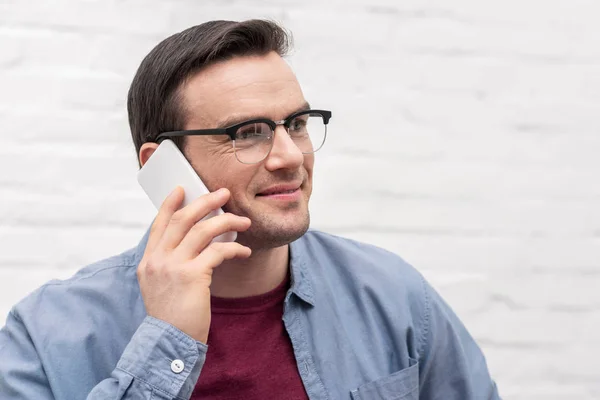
[232,113,327,164]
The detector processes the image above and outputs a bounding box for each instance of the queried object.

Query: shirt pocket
[350,357,419,400]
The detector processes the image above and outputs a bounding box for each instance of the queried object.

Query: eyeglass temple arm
[157,129,229,140]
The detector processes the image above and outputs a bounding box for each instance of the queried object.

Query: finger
[176,213,251,258]
[160,188,231,250]
[146,186,185,252]
[192,242,252,272]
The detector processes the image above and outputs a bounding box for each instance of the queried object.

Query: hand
[137,187,252,343]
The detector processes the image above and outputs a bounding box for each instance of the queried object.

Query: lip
[256,182,302,196]
[256,187,302,201]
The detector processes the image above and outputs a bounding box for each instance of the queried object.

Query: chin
[237,212,310,249]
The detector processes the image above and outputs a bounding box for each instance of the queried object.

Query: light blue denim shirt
[0,228,500,399]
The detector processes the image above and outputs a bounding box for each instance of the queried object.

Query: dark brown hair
[127,19,292,165]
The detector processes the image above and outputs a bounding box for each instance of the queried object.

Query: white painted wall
[1,1,599,398]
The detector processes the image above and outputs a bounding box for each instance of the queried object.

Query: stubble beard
[232,204,311,250]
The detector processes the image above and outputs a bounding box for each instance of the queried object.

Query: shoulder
[300,229,426,292]
[10,247,143,333]
[1,246,148,391]
[22,246,137,300]
[299,229,431,317]
[299,229,434,355]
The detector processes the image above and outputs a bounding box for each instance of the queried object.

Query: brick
[0,27,93,71]
[0,107,129,143]
[0,0,173,36]
[0,144,139,192]
[0,226,147,270]
[311,160,600,235]
[0,69,127,111]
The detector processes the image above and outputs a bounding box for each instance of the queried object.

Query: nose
[263,124,304,171]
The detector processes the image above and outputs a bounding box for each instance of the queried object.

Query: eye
[235,122,271,141]
[290,117,307,132]
[237,129,257,140]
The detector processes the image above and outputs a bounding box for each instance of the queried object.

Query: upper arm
[0,310,54,399]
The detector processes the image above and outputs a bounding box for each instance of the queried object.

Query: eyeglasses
[156,109,332,164]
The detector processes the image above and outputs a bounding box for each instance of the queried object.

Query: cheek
[187,143,256,200]
[211,164,258,207]
[186,143,238,191]
[193,160,228,190]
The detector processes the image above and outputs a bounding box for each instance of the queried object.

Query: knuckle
[208,242,226,252]
[189,221,214,244]
[141,253,167,276]
[189,219,207,234]
[204,242,220,255]
[205,243,226,260]
[170,209,186,225]
[142,259,159,276]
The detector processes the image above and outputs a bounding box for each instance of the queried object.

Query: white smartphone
[137,139,237,243]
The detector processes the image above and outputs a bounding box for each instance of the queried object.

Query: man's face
[180,51,314,249]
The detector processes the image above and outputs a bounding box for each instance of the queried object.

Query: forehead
[181,52,306,129]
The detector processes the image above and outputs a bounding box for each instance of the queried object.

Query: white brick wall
[1,1,599,398]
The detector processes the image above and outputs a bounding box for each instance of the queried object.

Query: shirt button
[171,359,185,374]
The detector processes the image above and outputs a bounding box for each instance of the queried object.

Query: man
[0,19,500,399]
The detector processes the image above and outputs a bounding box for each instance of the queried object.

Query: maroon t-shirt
[190,274,309,399]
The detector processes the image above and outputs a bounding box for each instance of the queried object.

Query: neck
[209,244,290,298]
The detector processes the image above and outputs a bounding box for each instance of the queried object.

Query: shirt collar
[133,225,315,306]
[288,236,316,306]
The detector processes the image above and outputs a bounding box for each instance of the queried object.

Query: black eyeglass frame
[156,109,332,143]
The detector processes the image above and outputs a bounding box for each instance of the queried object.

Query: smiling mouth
[256,188,299,196]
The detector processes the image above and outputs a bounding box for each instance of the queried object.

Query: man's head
[128,20,320,250]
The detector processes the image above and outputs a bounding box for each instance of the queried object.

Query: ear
[139,142,159,167]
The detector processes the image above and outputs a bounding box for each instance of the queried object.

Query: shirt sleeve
[0,312,207,400]
[417,278,502,400]
[0,310,55,399]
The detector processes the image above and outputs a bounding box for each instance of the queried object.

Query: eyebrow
[215,101,311,129]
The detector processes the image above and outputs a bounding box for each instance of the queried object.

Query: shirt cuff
[116,316,208,399]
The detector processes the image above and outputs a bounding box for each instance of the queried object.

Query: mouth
[256,183,302,198]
